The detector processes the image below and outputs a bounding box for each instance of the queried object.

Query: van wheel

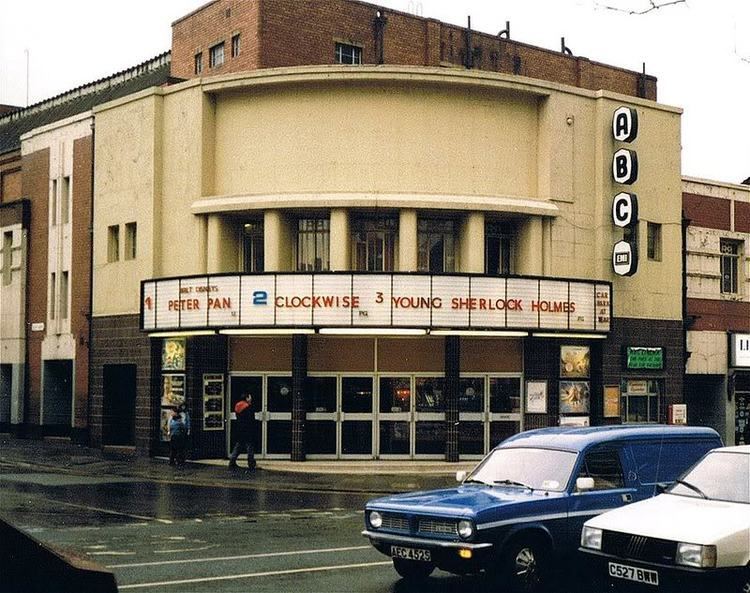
[500,537,550,593]
[392,558,435,581]
[739,571,750,593]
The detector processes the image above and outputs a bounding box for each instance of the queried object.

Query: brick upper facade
[171,0,657,100]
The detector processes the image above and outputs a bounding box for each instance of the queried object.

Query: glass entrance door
[341,376,374,457]
[306,376,337,458]
[378,376,412,458]
[414,376,446,458]
[458,377,485,458]
[489,376,523,449]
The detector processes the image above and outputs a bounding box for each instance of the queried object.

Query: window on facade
[125,222,137,260]
[107,225,120,263]
[49,272,56,320]
[297,218,330,271]
[418,219,456,273]
[50,179,58,226]
[621,379,661,423]
[720,239,741,294]
[485,221,515,275]
[647,222,661,261]
[2,231,12,286]
[335,42,362,64]
[231,34,241,58]
[242,221,264,272]
[194,52,203,75]
[60,176,70,225]
[352,217,396,271]
[209,42,225,68]
[60,271,69,320]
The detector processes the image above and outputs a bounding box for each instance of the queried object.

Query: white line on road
[107,545,373,568]
[37,497,173,524]
[118,560,393,589]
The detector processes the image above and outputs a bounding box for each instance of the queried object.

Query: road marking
[107,545,372,568]
[118,560,393,589]
[37,497,173,524]
[153,544,218,554]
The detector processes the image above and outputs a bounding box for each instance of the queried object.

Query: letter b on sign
[613,106,639,143]
[613,149,638,185]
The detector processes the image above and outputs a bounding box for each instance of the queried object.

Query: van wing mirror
[456,470,467,483]
[576,477,595,492]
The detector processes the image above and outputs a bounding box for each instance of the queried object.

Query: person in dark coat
[168,408,188,466]
[228,393,257,470]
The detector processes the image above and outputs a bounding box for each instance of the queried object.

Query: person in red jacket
[228,393,257,471]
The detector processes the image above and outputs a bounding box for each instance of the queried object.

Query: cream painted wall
[213,82,538,199]
[92,68,682,322]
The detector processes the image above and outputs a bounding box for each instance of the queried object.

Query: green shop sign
[626,347,664,370]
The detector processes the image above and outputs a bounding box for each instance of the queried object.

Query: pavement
[0,434,476,495]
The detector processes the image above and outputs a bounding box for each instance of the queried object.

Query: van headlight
[580,526,603,550]
[369,511,382,529]
[457,520,474,539]
[676,543,716,568]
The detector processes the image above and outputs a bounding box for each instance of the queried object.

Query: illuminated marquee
[141,274,612,334]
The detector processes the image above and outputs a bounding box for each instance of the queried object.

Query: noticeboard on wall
[525,381,548,414]
[603,385,621,418]
[203,374,225,431]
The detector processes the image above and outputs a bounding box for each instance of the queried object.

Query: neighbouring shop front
[731,333,750,445]
[140,271,678,461]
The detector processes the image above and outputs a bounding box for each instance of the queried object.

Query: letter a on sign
[612,149,638,185]
[613,106,638,143]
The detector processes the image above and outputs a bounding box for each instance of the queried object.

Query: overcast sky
[1,0,747,183]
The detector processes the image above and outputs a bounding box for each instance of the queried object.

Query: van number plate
[608,562,659,585]
[391,546,431,562]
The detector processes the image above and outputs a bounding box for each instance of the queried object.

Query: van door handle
[622,493,633,503]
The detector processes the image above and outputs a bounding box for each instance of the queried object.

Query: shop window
[125,222,137,260]
[194,52,203,75]
[485,221,515,275]
[335,42,362,64]
[242,221,264,272]
[621,379,661,423]
[209,42,225,68]
[107,224,120,263]
[231,34,241,58]
[1,231,12,286]
[647,222,661,261]
[351,217,396,271]
[296,218,330,272]
[418,218,456,273]
[720,239,741,294]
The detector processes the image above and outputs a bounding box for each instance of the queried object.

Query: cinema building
[89,0,684,460]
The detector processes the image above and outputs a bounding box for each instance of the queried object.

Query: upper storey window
[297,218,330,272]
[720,239,742,295]
[194,52,203,75]
[209,42,225,68]
[352,217,396,272]
[335,42,362,65]
[242,221,264,273]
[231,34,241,58]
[486,221,515,275]
[418,219,455,273]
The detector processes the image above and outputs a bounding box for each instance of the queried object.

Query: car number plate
[608,562,659,585]
[391,545,431,562]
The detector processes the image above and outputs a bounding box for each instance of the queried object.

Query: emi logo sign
[613,240,638,276]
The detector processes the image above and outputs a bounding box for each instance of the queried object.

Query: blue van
[362,425,721,592]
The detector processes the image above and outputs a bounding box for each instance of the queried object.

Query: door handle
[622,493,633,503]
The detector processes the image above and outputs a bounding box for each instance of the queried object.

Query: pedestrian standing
[168,408,188,466]
[228,393,257,471]
[178,404,192,459]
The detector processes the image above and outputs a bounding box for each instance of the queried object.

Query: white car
[579,445,750,592]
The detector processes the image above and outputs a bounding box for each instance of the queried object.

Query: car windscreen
[669,451,750,504]
[466,448,578,492]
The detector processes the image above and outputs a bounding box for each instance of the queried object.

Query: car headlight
[676,543,716,568]
[580,526,603,550]
[369,511,382,529]
[457,520,474,539]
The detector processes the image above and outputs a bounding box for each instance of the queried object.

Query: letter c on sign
[253,291,268,305]
[612,192,639,228]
